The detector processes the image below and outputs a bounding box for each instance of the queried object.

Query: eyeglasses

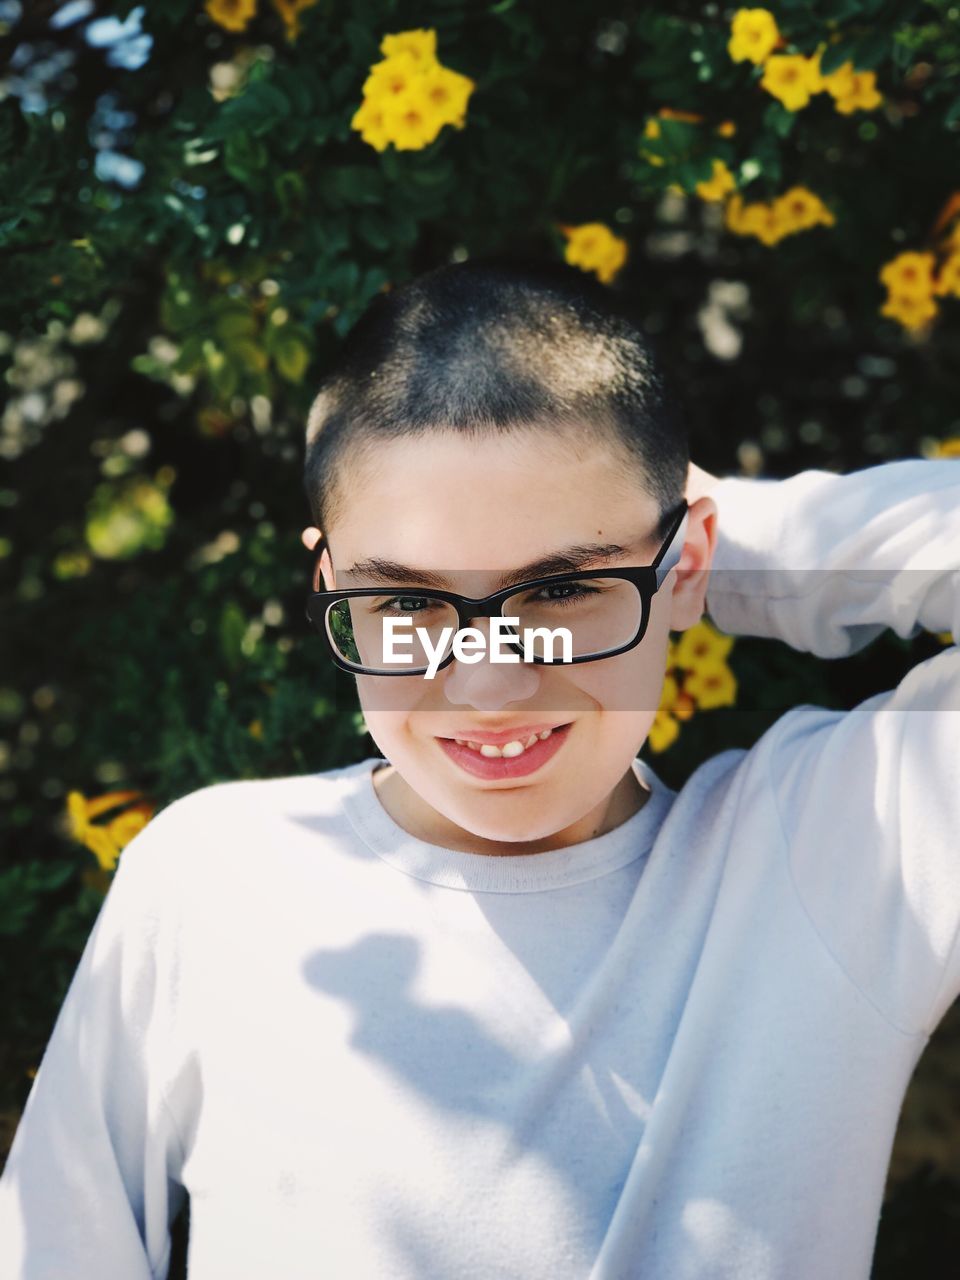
[305,500,689,677]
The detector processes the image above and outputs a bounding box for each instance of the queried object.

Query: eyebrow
[343,541,644,591]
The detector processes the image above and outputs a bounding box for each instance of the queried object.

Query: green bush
[3,3,960,1268]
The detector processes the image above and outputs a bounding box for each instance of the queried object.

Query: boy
[1,258,958,1279]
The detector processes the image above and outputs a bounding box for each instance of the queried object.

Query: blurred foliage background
[3,1,960,1273]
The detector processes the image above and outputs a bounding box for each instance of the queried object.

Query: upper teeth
[453,728,556,757]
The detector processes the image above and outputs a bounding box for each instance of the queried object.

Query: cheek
[356,673,422,715]
[556,643,671,716]
[356,674,441,757]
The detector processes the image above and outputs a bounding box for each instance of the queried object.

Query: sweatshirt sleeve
[704,458,960,1037]
[0,795,195,1280]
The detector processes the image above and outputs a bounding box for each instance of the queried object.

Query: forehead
[327,427,660,573]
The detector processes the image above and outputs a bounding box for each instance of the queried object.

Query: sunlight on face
[319,427,714,853]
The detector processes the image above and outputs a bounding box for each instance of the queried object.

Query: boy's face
[308,427,717,852]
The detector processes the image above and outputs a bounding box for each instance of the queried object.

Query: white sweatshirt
[1,459,959,1280]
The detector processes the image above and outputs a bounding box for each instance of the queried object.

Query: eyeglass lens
[325,577,648,671]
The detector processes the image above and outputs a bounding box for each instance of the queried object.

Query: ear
[302,526,336,590]
[666,495,718,631]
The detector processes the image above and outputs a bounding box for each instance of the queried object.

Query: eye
[373,594,439,615]
[534,580,601,603]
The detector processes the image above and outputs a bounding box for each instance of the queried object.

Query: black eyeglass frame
[305,500,689,677]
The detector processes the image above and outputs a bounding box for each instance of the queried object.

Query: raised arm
[702,459,959,656]
[694,456,960,1038]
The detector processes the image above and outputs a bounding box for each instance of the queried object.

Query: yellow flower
[724,193,751,233]
[880,292,939,331]
[725,194,787,246]
[682,661,738,710]
[931,437,960,458]
[674,620,735,671]
[716,120,737,137]
[66,789,155,873]
[648,708,681,752]
[381,28,438,65]
[760,54,821,112]
[351,96,391,151]
[879,252,937,299]
[803,44,829,94]
[658,672,680,711]
[748,206,788,247]
[362,52,423,103]
[640,119,665,167]
[933,252,960,298]
[419,64,475,129]
[696,159,736,202]
[818,58,857,100]
[81,866,113,896]
[812,49,884,112]
[354,31,472,152]
[561,222,628,285]
[672,690,697,722]
[271,0,318,42]
[248,718,264,738]
[774,185,835,233]
[657,107,706,124]
[728,8,781,65]
[831,69,883,114]
[380,83,445,151]
[204,0,257,33]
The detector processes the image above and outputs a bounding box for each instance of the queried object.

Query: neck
[371,764,649,856]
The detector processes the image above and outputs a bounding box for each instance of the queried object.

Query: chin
[444,794,572,846]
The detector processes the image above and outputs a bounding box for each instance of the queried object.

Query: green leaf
[819,37,860,76]
[274,170,306,214]
[850,28,889,70]
[357,210,392,251]
[676,154,717,189]
[229,339,269,372]
[892,36,913,70]
[215,306,257,341]
[655,117,700,154]
[763,101,797,139]
[219,600,247,670]
[408,162,453,188]
[209,359,239,399]
[329,165,384,206]
[343,19,378,59]
[224,132,268,183]
[751,134,782,187]
[824,0,864,20]
[274,333,311,382]
[208,79,291,145]
[173,335,204,374]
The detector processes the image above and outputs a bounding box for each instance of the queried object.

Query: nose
[440,615,542,711]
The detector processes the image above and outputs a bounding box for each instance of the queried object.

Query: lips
[442,721,570,747]
[436,723,572,780]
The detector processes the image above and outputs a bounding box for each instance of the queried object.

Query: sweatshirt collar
[338,756,673,893]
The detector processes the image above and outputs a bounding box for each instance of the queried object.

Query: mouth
[435,723,573,780]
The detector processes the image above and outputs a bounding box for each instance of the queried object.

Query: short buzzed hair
[303,255,689,538]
